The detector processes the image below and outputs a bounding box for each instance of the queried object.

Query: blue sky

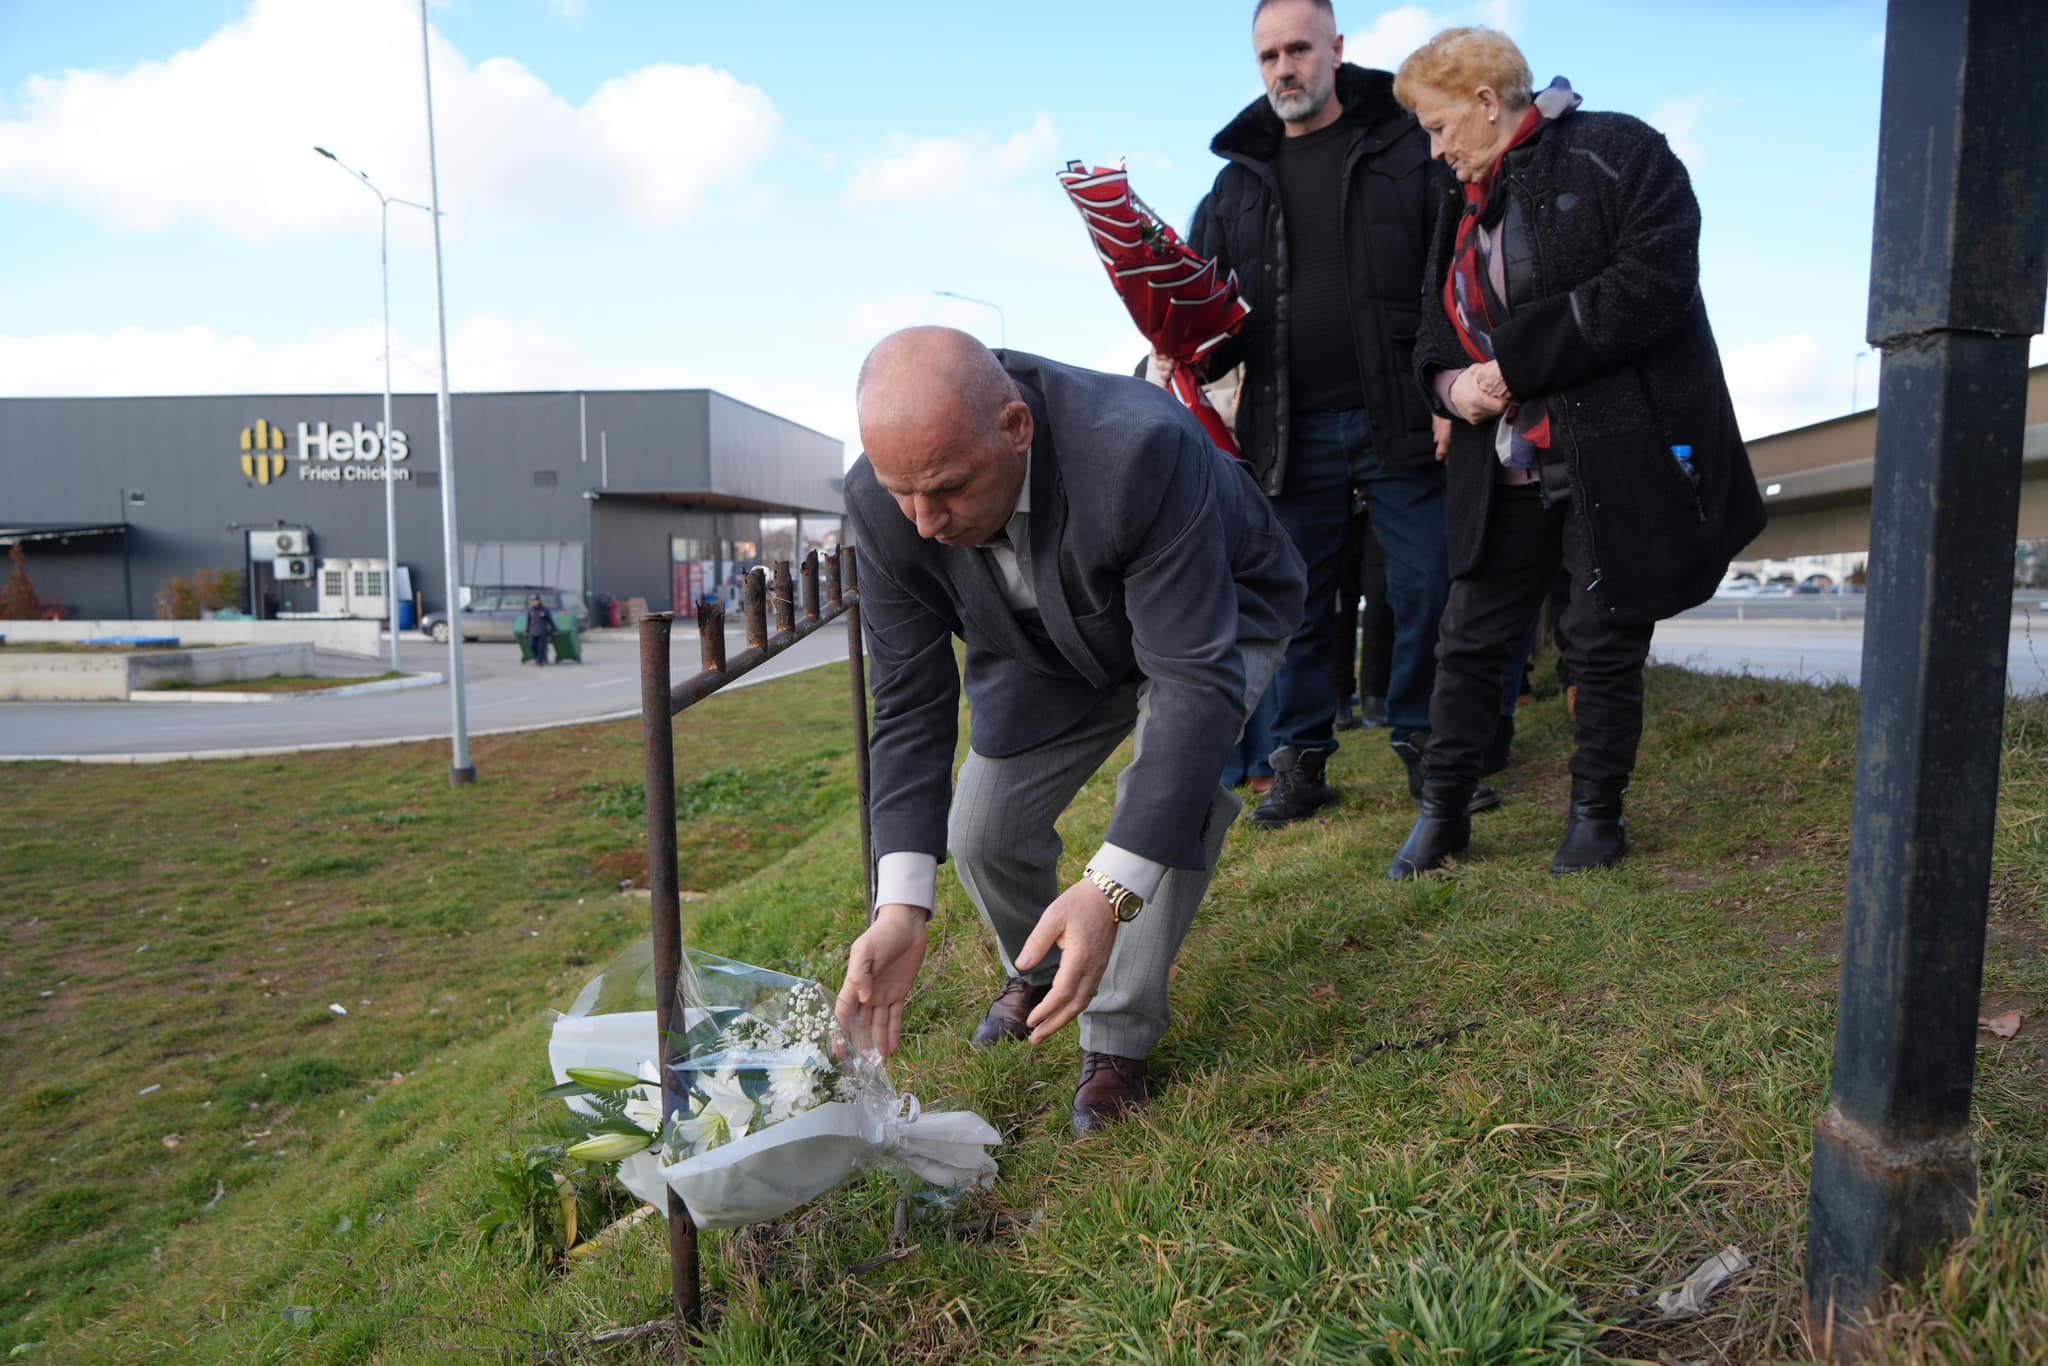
[3,0,2030,462]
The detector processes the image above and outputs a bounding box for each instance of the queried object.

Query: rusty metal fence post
[637,613,700,1338]
[637,548,868,1344]
[1803,0,2048,1349]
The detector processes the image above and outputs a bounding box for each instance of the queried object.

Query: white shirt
[874,452,1170,913]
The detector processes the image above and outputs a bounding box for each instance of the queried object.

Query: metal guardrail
[636,546,870,1341]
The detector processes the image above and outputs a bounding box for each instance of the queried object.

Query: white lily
[672,1069,756,1155]
[622,1059,665,1131]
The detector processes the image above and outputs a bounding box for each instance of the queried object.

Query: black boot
[1389,778,1473,878]
[1334,697,1363,732]
[1249,745,1337,827]
[1550,777,1627,875]
[1392,735,1502,814]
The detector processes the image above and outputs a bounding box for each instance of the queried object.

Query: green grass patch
[148,671,409,693]
[1,661,2044,1362]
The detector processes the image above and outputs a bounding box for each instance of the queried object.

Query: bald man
[837,328,1305,1135]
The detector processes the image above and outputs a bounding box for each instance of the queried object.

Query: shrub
[155,574,201,620]
[195,567,245,613]
[1,543,40,620]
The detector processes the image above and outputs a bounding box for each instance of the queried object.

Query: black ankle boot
[1389,778,1473,878]
[1250,745,1337,827]
[1551,777,1627,875]
[1392,735,1502,814]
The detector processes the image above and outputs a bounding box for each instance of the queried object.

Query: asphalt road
[10,599,2048,762]
[1652,605,2048,694]
[0,621,851,762]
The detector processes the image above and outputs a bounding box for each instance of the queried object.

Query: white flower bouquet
[546,940,1000,1230]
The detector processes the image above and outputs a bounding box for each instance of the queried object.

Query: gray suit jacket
[846,352,1306,871]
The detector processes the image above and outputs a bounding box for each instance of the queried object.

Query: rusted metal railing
[637,546,869,1343]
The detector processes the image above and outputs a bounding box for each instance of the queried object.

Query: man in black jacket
[1188,0,1491,826]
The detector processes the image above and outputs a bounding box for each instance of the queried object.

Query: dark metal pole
[638,613,700,1338]
[841,547,875,910]
[1804,0,2048,1347]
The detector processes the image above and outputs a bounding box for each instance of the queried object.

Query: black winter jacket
[1191,65,1445,494]
[1417,107,1766,625]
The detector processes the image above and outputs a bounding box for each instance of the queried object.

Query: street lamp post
[419,0,475,785]
[1851,347,1874,412]
[934,290,1007,350]
[313,146,432,674]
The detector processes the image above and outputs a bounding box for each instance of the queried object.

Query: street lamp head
[314,146,336,160]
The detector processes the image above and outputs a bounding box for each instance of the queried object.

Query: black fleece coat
[1191,65,1445,494]
[1417,107,1766,625]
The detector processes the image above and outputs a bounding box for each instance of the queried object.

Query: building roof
[0,522,128,546]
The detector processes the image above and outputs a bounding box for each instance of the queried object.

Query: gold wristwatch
[1085,868,1145,923]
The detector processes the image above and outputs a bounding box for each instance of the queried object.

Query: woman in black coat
[1387,27,1766,878]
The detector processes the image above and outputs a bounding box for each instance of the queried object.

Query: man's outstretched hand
[836,904,928,1058]
[1014,878,1119,1046]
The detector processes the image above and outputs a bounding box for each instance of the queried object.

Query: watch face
[1114,896,1143,923]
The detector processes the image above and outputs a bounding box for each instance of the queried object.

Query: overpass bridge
[1741,361,2048,559]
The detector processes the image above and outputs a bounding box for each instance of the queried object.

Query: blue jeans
[1269,409,1450,752]
[1222,679,1281,786]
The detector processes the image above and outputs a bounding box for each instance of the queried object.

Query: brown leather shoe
[970,976,1051,1048]
[1071,1052,1152,1136]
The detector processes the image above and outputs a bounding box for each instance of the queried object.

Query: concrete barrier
[0,643,314,700]
[1,618,383,656]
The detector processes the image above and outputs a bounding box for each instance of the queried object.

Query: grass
[148,672,410,694]
[1,661,2045,1362]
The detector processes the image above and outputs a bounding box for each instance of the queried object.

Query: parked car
[1797,574,1837,594]
[422,586,589,643]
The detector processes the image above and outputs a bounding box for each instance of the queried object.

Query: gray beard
[1268,86,1327,123]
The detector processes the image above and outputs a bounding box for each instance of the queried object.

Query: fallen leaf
[161,1134,181,1150]
[1309,984,1339,1003]
[1980,1011,2022,1039]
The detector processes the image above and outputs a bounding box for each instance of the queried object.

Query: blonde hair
[1393,27,1534,112]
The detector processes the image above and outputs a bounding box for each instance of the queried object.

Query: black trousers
[1334,506,1394,702]
[1425,485,1654,786]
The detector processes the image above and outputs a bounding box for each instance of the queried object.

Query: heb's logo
[236,419,412,487]
[240,419,286,484]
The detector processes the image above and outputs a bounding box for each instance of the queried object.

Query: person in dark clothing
[1333,498,1392,730]
[1183,0,1497,827]
[524,595,556,666]
[1388,27,1765,879]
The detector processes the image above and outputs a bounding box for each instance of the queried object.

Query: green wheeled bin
[517,618,582,663]
[550,618,583,663]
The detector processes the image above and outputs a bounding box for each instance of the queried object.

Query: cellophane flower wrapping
[547,940,1000,1230]
[1057,159,1251,455]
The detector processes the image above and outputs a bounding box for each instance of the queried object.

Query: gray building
[0,389,845,622]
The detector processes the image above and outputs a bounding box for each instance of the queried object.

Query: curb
[0,650,835,765]
[126,674,445,705]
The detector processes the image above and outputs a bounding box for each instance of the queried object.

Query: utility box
[248,527,312,560]
[317,557,391,620]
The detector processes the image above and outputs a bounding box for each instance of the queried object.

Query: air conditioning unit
[272,529,311,556]
[275,555,313,581]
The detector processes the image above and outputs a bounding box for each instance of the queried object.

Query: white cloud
[1722,332,1855,439]
[0,315,640,396]
[846,113,1060,207]
[1648,93,1710,165]
[0,0,779,240]
[1346,1,1521,73]
[1347,7,1445,71]
[843,292,1012,350]
[546,0,588,19]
